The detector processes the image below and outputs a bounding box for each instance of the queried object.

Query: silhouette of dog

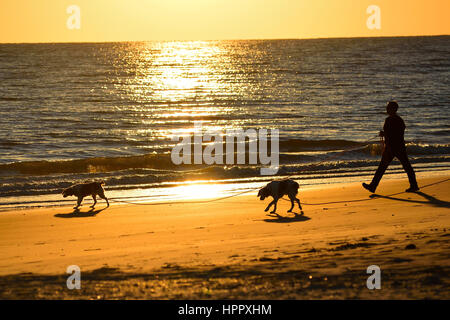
[258,179,302,214]
[62,181,109,209]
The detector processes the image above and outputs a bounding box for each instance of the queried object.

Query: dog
[62,181,109,209]
[257,179,302,214]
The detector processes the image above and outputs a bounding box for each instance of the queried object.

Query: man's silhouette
[363,101,419,193]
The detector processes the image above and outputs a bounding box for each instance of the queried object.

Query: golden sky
[1,0,449,43]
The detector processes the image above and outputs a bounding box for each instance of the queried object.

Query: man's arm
[382,117,392,138]
[379,117,391,137]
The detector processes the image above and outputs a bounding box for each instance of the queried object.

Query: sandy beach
[0,173,449,299]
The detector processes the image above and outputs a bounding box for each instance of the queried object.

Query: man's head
[386,101,399,115]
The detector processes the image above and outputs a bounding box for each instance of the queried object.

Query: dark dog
[62,181,109,209]
[257,179,302,214]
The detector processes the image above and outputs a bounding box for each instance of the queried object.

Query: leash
[280,177,450,206]
[108,188,256,206]
[1,135,444,210]
[106,135,382,206]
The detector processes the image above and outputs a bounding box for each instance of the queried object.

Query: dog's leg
[270,198,279,214]
[265,200,275,212]
[296,197,302,211]
[74,196,83,209]
[287,196,295,212]
[90,194,97,208]
[98,191,109,207]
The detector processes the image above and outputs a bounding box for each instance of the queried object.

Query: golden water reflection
[117,41,241,141]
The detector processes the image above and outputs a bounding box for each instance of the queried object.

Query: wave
[356,142,450,156]
[1,141,448,176]
[282,140,450,155]
[0,139,26,147]
[405,143,450,155]
[0,154,178,175]
[279,139,364,151]
[0,97,21,101]
[1,156,449,198]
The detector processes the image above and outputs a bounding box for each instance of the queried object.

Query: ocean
[0,36,449,209]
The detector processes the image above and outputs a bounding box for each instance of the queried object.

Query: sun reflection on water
[136,41,228,102]
[115,41,240,141]
[165,181,228,200]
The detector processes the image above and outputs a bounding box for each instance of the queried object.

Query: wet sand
[0,173,449,299]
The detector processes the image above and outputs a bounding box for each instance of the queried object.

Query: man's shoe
[362,183,376,193]
[405,185,420,193]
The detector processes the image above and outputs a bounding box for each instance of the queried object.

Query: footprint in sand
[259,257,276,262]
[332,242,375,251]
[391,257,413,263]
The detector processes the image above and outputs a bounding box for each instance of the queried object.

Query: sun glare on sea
[137,41,226,103]
[118,41,239,141]
[170,182,228,201]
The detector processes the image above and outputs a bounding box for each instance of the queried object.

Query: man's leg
[364,148,394,192]
[395,148,419,191]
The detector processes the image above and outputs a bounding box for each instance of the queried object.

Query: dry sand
[0,173,449,299]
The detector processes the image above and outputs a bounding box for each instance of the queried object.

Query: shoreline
[1,167,449,212]
[0,173,449,299]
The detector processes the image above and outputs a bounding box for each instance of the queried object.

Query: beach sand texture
[0,174,449,299]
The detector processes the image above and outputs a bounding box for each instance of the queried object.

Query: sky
[0,0,449,43]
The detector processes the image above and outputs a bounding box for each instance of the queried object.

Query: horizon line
[1,34,449,45]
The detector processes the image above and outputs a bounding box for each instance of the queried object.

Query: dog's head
[61,186,74,198]
[257,186,270,201]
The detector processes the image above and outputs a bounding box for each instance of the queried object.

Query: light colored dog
[257,179,302,214]
[62,181,109,209]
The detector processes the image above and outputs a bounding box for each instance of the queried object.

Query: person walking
[363,101,419,193]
